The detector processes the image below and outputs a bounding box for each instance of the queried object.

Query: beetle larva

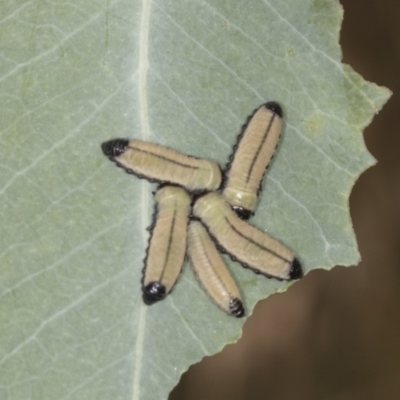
[192,192,302,281]
[187,220,245,318]
[101,139,222,192]
[142,185,191,304]
[223,102,283,219]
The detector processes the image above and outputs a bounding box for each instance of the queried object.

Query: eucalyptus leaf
[0,0,390,399]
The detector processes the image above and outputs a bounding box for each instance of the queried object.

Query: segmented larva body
[101,100,304,316]
[187,220,244,318]
[142,185,191,304]
[192,192,302,281]
[102,139,222,192]
[223,102,283,219]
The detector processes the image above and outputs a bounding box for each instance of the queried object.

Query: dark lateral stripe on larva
[222,102,283,215]
[223,216,291,263]
[103,139,222,192]
[140,199,158,285]
[198,221,284,281]
[197,233,231,297]
[187,221,245,317]
[142,219,164,305]
[159,205,177,281]
[199,241,245,316]
[110,158,194,194]
[200,224,285,281]
[113,159,209,194]
[142,186,191,304]
[141,202,160,286]
[224,106,259,177]
[128,145,202,171]
[102,139,202,172]
[245,112,276,183]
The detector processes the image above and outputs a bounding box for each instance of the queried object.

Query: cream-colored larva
[101,139,222,192]
[187,220,244,318]
[142,185,191,304]
[223,102,283,219]
[192,192,302,281]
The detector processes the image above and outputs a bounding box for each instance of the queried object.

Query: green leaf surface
[0,0,390,399]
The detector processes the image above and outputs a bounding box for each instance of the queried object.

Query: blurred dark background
[170,1,400,399]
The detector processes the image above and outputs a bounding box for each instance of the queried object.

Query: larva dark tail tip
[232,206,253,220]
[229,298,245,318]
[265,101,283,118]
[142,282,167,305]
[289,258,303,280]
[101,138,129,158]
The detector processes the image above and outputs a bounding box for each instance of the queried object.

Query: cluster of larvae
[101,102,303,318]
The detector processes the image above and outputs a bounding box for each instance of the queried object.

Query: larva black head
[229,298,245,318]
[265,101,283,118]
[289,258,303,280]
[101,139,129,158]
[142,282,167,305]
[232,206,253,220]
